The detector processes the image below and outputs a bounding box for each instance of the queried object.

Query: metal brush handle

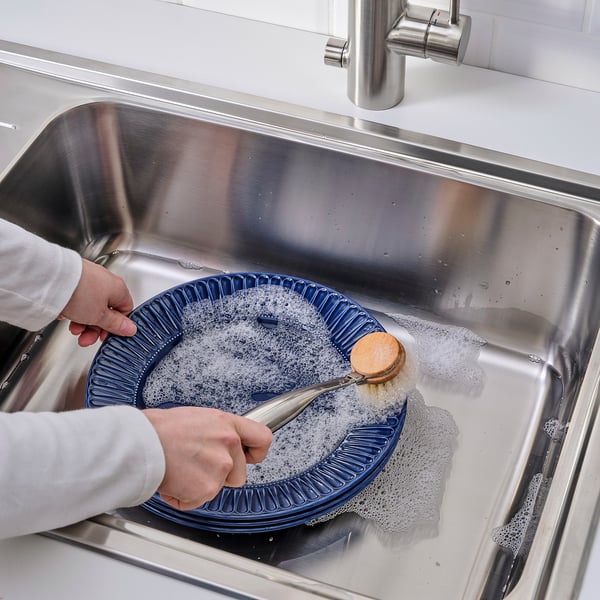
[243,372,365,433]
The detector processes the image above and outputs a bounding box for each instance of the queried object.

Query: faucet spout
[324,0,471,110]
[348,0,407,110]
[450,0,459,24]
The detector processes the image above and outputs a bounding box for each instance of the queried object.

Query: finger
[76,326,103,347]
[107,282,135,315]
[224,444,247,488]
[159,493,203,512]
[96,309,137,338]
[159,493,182,510]
[71,325,117,346]
[68,321,86,336]
[235,417,272,464]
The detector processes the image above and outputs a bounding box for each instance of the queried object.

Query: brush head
[350,331,417,409]
[350,332,406,383]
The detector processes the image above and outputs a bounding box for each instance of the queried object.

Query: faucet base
[347,0,406,110]
[324,0,471,109]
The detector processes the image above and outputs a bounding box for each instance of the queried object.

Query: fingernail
[121,319,137,336]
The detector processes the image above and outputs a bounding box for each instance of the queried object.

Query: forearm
[0,405,165,539]
[0,219,82,331]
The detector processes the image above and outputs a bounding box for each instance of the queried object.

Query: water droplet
[505,280,511,286]
[480,282,489,290]
[528,354,542,363]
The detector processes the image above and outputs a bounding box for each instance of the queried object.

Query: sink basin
[1,46,600,600]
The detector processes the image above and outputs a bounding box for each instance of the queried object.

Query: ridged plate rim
[85,272,406,531]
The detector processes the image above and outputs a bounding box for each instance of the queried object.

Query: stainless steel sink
[1,42,600,600]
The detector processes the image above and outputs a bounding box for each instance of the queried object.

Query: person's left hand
[60,258,137,347]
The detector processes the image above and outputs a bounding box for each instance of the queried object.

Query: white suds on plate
[142,286,404,483]
[143,287,490,539]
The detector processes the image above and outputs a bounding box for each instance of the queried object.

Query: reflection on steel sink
[1,46,600,600]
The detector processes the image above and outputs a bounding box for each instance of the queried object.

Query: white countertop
[1,2,600,598]
[2,0,600,178]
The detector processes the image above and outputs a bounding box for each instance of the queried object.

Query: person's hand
[143,407,273,511]
[60,258,137,347]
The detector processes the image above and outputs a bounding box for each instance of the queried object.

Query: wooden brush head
[350,331,406,384]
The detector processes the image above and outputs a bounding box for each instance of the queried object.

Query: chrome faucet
[324,0,472,109]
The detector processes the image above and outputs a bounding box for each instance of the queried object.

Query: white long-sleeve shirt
[0,219,165,539]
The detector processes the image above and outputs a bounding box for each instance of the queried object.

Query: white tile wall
[162,0,600,93]
[590,0,600,34]
[163,0,331,33]
[461,11,494,68]
[493,18,600,90]
[463,0,588,30]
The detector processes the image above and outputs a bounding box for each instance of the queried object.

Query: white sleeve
[0,220,166,538]
[0,219,82,331]
[0,405,166,539]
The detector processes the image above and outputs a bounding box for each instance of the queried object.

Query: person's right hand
[142,407,272,511]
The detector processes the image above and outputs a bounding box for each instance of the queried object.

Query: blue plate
[85,272,406,532]
[141,409,406,533]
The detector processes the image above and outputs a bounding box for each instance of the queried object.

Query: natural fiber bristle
[351,332,418,408]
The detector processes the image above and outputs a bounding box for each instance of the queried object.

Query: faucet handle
[323,0,472,109]
[324,37,349,68]
[426,9,472,64]
[387,4,471,66]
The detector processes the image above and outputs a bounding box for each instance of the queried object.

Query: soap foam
[312,313,490,537]
[142,286,400,483]
[492,473,548,556]
[143,287,485,538]
[543,418,565,441]
[389,313,487,396]
[311,390,458,538]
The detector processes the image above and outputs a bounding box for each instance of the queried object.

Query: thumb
[97,309,137,337]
